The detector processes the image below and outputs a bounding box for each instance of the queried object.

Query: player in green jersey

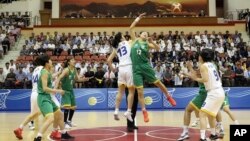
[129,13,176,122]
[55,58,89,129]
[34,54,74,141]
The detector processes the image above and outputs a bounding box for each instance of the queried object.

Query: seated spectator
[15,67,27,88]
[4,68,16,89]
[163,66,173,87]
[28,46,37,55]
[244,66,250,86]
[3,62,10,75]
[25,66,33,89]
[94,66,105,88]
[0,68,5,88]
[73,44,83,56]
[103,67,115,88]
[235,62,246,86]
[222,64,235,87]
[84,66,95,88]
[0,44,3,59]
[54,44,63,56]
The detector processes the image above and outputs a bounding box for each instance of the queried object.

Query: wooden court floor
[1,110,250,141]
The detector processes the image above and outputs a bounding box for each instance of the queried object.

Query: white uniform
[201,62,225,117]
[30,66,43,114]
[116,41,133,87]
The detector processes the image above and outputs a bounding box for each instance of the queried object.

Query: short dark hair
[199,48,214,62]
[39,54,50,66]
[112,32,122,49]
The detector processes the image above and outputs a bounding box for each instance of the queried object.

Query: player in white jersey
[189,48,225,141]
[107,32,135,122]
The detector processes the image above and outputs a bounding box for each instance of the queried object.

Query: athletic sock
[211,128,216,135]
[68,109,75,122]
[64,109,69,123]
[200,130,206,139]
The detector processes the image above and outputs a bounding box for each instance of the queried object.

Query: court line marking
[94,129,127,141]
[145,127,180,140]
[134,117,137,141]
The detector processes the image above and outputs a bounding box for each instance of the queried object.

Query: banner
[1,87,250,111]
[60,0,208,18]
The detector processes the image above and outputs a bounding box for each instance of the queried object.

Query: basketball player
[14,56,45,140]
[215,93,239,138]
[189,48,225,141]
[129,13,176,122]
[34,55,74,141]
[107,32,136,122]
[54,58,89,128]
[177,66,207,141]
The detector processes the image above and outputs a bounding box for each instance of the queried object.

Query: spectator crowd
[0,30,250,89]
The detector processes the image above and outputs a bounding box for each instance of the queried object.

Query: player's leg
[34,97,55,141]
[191,109,200,127]
[68,90,77,127]
[61,90,72,129]
[124,86,135,122]
[222,96,239,124]
[114,83,126,120]
[14,112,40,139]
[142,64,176,106]
[133,68,149,122]
[177,103,195,140]
[215,111,225,138]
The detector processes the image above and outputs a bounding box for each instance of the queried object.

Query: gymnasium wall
[1,87,250,111]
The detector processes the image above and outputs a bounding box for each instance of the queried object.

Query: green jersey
[38,69,52,95]
[198,83,207,95]
[131,40,149,65]
[61,68,76,91]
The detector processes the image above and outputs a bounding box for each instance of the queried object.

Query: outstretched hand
[138,13,146,19]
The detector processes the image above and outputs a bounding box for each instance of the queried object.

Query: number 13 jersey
[203,62,222,91]
[117,41,132,66]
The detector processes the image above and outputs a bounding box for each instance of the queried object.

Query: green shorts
[190,92,207,110]
[61,90,76,108]
[221,95,229,108]
[132,63,158,87]
[37,94,59,117]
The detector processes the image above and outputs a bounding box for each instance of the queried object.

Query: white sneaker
[70,122,77,127]
[28,122,35,130]
[124,111,133,122]
[218,129,225,138]
[65,123,71,129]
[177,132,189,141]
[114,111,120,121]
[191,120,199,127]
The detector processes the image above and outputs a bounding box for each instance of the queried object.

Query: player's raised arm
[148,37,160,51]
[129,13,146,41]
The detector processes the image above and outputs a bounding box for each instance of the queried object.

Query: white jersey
[203,62,222,91]
[117,41,132,66]
[31,66,43,93]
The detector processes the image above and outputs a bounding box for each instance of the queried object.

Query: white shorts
[118,65,133,87]
[201,87,225,117]
[30,92,39,114]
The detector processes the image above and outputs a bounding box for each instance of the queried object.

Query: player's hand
[148,37,153,43]
[186,61,193,69]
[139,12,146,19]
[57,90,65,95]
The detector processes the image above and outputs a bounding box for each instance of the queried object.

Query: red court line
[68,126,201,141]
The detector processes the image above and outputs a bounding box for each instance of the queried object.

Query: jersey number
[137,49,141,55]
[32,74,38,83]
[213,70,219,81]
[117,46,127,57]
